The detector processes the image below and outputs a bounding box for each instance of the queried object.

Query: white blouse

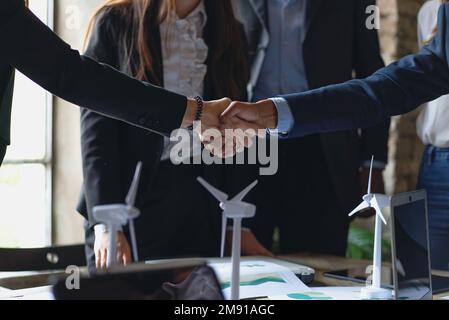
[416,0,449,148]
[159,1,208,161]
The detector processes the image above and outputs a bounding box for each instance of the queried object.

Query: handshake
[182,98,278,158]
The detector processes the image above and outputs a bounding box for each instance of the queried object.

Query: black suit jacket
[77,7,249,223]
[0,65,14,164]
[233,0,390,213]
[0,0,187,168]
[0,65,14,144]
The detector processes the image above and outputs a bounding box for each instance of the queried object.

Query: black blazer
[233,0,390,213]
[0,65,13,164]
[0,65,14,146]
[77,6,249,223]
[0,0,187,153]
[0,65,14,165]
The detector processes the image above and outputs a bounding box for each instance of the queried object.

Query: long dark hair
[86,0,249,100]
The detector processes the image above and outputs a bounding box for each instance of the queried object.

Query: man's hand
[221,99,278,131]
[94,229,132,269]
[227,229,274,257]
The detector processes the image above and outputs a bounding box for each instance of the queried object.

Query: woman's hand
[182,98,236,158]
[94,228,132,269]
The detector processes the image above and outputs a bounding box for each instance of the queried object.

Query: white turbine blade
[129,219,139,262]
[220,213,227,258]
[231,180,258,202]
[396,259,406,277]
[372,197,387,225]
[367,155,374,195]
[348,201,370,217]
[126,162,143,206]
[197,177,228,202]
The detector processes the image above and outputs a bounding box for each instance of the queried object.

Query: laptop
[52,260,225,300]
[390,190,433,300]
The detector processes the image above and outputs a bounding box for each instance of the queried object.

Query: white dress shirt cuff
[267,97,295,136]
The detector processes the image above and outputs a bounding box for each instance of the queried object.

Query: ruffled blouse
[160,1,208,161]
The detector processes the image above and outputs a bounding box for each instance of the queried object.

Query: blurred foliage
[346,223,391,261]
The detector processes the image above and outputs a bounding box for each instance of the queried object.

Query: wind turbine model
[197,177,258,300]
[93,162,143,267]
[349,156,392,299]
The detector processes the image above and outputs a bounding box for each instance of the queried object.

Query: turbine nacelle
[220,202,256,219]
[348,156,392,299]
[197,177,258,300]
[350,157,390,225]
[363,193,374,204]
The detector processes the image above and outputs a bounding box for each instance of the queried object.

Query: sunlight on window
[0,164,47,247]
[5,72,47,161]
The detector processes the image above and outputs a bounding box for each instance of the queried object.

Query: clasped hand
[183,98,278,158]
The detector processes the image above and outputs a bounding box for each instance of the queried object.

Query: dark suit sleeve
[284,4,449,138]
[80,9,126,223]
[0,65,14,146]
[0,0,186,137]
[353,0,390,164]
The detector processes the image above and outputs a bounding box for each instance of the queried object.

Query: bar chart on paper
[210,260,309,300]
[269,287,363,300]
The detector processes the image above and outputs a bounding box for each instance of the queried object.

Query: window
[0,0,53,248]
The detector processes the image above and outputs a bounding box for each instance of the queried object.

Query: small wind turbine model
[197,177,258,301]
[349,156,392,299]
[93,162,143,267]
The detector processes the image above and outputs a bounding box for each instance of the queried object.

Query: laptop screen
[392,197,432,300]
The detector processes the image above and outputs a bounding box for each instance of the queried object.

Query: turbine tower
[197,177,258,300]
[349,156,392,299]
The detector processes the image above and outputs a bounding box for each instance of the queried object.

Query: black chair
[0,244,86,272]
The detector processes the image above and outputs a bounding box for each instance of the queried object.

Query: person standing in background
[231,0,390,256]
[78,0,249,269]
[416,0,449,271]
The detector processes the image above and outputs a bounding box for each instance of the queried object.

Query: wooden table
[279,253,449,300]
[0,254,448,300]
[0,268,88,290]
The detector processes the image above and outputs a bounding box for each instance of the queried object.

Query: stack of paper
[210,260,309,300]
[209,260,397,300]
[0,286,13,297]
[269,287,363,300]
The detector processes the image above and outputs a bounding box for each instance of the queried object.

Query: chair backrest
[0,245,86,272]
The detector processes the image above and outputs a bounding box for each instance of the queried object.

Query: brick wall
[378,0,426,194]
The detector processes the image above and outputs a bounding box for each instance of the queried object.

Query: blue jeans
[417,145,449,271]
